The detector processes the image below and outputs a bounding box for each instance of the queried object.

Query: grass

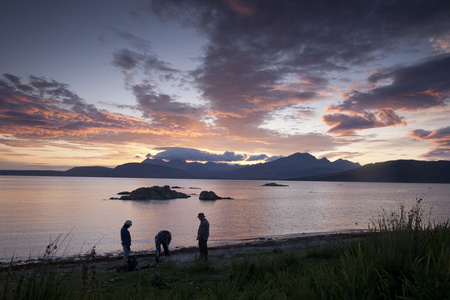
[1,198,449,299]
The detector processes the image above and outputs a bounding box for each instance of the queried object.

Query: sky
[1,0,450,170]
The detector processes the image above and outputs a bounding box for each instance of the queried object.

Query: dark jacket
[155,230,172,245]
[197,219,210,241]
[121,226,131,247]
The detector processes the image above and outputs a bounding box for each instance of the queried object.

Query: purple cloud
[0,74,161,139]
[246,154,269,161]
[131,81,206,131]
[410,126,450,159]
[331,55,450,113]
[322,108,406,136]
[112,48,178,75]
[148,0,450,137]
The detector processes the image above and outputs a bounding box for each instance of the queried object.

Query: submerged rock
[199,190,232,200]
[118,185,191,200]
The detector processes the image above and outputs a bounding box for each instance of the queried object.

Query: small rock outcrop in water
[262,182,289,187]
[118,185,191,200]
[199,191,232,200]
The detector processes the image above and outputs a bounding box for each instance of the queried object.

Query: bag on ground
[127,255,139,271]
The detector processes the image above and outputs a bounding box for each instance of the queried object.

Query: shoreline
[1,230,368,271]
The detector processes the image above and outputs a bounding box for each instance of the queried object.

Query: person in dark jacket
[196,213,210,261]
[121,220,132,265]
[155,230,172,263]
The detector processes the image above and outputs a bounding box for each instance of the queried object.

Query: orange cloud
[409,126,450,159]
[323,108,407,137]
[223,0,256,16]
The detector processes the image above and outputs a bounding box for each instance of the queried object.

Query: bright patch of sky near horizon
[0,0,449,170]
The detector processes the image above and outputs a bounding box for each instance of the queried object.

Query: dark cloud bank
[2,0,450,162]
[141,0,450,157]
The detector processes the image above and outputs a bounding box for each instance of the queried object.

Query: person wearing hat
[196,213,210,261]
[121,220,132,265]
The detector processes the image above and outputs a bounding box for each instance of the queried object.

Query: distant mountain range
[1,153,449,183]
[292,159,450,183]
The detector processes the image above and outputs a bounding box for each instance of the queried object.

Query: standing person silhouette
[121,220,132,266]
[196,213,210,261]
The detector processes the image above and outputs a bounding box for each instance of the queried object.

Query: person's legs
[123,245,130,265]
[198,240,208,261]
[162,242,170,260]
[155,238,161,263]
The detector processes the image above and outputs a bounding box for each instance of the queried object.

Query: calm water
[1,176,449,262]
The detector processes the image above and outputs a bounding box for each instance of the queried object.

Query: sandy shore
[163,230,367,264]
[1,231,368,272]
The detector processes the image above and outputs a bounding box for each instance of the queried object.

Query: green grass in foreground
[1,198,449,299]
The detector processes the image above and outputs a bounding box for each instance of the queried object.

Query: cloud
[266,155,285,162]
[409,126,450,159]
[223,0,257,16]
[109,29,183,93]
[107,27,338,152]
[330,55,450,113]
[430,33,450,52]
[112,48,141,71]
[323,55,449,135]
[0,72,340,160]
[131,81,207,133]
[246,154,269,161]
[109,30,208,132]
[112,48,178,74]
[0,73,180,140]
[115,30,153,52]
[8,0,450,166]
[152,147,246,162]
[322,108,407,136]
[419,148,450,159]
[148,0,450,139]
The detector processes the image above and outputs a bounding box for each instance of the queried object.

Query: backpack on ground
[127,255,139,271]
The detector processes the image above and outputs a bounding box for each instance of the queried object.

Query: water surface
[1,176,448,262]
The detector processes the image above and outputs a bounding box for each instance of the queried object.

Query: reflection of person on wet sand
[196,212,209,261]
[155,230,172,263]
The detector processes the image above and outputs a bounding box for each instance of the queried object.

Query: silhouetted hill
[141,157,244,178]
[142,158,241,173]
[292,160,450,183]
[0,153,361,180]
[219,153,360,180]
[0,170,64,176]
[0,164,190,179]
[9,154,449,183]
[64,166,113,177]
[108,163,193,178]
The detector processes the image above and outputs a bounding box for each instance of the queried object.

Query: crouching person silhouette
[155,230,172,263]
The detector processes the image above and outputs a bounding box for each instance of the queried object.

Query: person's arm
[197,223,203,240]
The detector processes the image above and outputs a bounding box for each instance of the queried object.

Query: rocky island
[114,185,191,200]
[262,182,289,186]
[199,190,233,200]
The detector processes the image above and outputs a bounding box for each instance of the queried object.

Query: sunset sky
[1,0,450,170]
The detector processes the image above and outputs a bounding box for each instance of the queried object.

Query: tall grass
[1,198,449,299]
[1,242,73,300]
[0,242,98,300]
[315,198,450,299]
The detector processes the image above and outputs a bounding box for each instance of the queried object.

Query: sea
[1,176,449,263]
